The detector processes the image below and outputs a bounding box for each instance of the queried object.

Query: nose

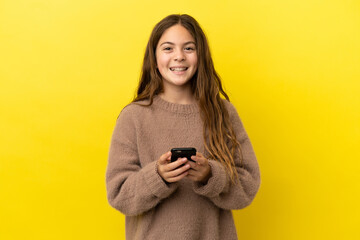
[174,49,185,61]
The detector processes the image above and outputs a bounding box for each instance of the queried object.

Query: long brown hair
[133,14,242,183]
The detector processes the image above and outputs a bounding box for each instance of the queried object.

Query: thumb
[158,151,171,165]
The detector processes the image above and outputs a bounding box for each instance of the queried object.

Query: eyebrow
[159,41,196,46]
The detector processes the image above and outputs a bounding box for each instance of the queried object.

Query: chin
[171,79,192,86]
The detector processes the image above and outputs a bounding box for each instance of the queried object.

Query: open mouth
[170,67,188,71]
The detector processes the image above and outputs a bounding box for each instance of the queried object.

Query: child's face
[156,24,198,90]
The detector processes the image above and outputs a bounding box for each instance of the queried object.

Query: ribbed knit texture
[106,95,260,240]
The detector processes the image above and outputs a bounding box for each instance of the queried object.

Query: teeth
[170,67,187,71]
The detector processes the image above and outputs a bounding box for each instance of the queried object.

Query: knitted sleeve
[105,105,177,216]
[192,101,261,210]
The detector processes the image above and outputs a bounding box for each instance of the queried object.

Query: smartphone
[171,148,197,162]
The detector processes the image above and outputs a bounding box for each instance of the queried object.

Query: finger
[186,169,208,182]
[196,152,204,158]
[158,151,172,165]
[187,161,198,170]
[189,160,207,171]
[167,171,189,183]
[196,156,208,165]
[186,169,198,177]
[190,155,198,162]
[165,158,188,171]
[191,152,205,163]
[166,163,191,178]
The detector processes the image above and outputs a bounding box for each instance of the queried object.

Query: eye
[163,47,172,51]
[185,47,195,51]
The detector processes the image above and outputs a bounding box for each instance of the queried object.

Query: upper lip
[169,66,188,68]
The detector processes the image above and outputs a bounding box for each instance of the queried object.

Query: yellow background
[1,0,359,239]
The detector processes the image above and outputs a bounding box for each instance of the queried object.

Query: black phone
[171,148,197,162]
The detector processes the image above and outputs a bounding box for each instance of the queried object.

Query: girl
[106,14,260,240]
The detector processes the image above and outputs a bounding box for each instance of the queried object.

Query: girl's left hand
[187,152,212,184]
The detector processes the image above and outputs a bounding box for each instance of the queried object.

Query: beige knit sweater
[106,95,260,240]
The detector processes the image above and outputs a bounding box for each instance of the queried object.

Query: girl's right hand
[157,151,191,183]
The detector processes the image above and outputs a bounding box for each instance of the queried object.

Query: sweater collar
[152,95,200,114]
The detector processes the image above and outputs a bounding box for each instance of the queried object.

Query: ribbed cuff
[142,161,177,199]
[192,160,228,198]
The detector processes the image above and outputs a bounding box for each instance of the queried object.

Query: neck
[159,83,196,105]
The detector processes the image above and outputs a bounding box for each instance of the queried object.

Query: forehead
[158,24,195,45]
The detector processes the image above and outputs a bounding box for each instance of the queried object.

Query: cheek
[156,55,169,69]
[191,55,198,67]
[155,56,168,77]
